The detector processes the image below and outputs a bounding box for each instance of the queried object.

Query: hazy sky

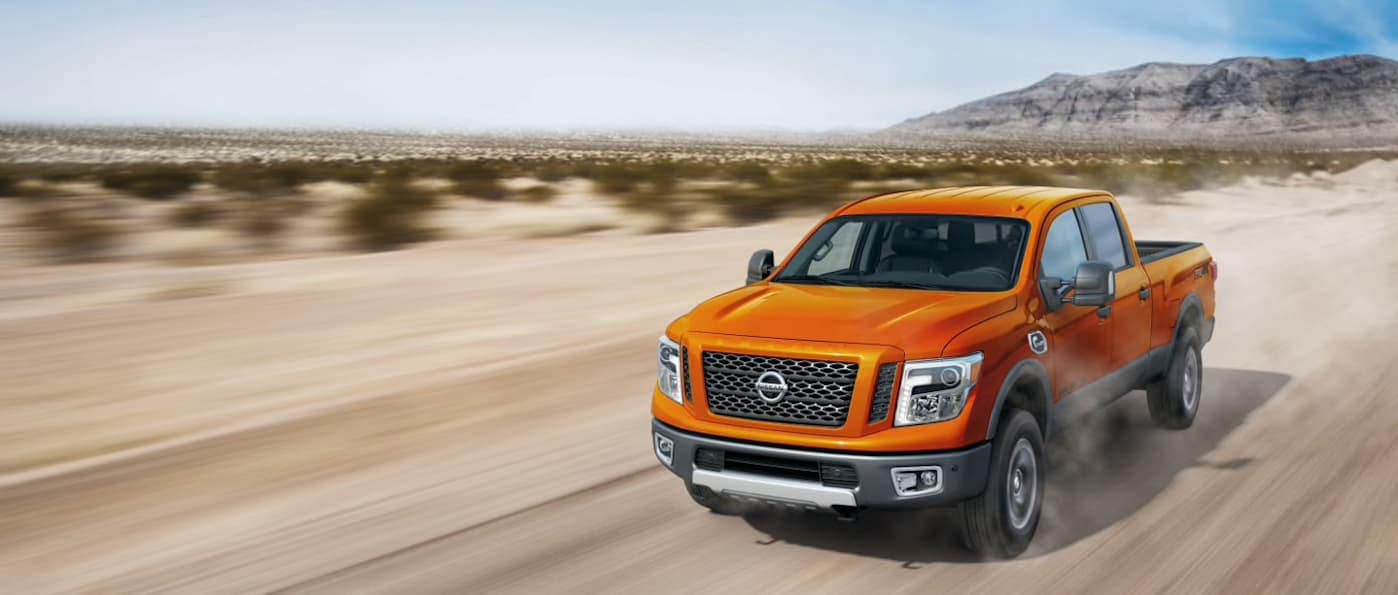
[1,0,1394,131]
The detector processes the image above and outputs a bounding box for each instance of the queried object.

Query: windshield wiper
[857,279,943,290]
[775,275,861,287]
[778,276,944,290]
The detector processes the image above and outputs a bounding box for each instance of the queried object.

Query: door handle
[1097,305,1112,320]
[1139,287,1151,301]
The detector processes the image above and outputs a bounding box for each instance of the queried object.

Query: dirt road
[3,166,1398,593]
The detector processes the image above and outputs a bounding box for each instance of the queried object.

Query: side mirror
[1070,261,1115,308]
[746,249,775,285]
[1039,260,1115,312]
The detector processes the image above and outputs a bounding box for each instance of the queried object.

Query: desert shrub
[213,162,319,195]
[0,168,17,196]
[1073,163,1136,195]
[23,205,121,261]
[1152,162,1209,194]
[519,184,559,204]
[1071,161,1223,200]
[265,163,317,188]
[761,160,873,209]
[325,162,375,184]
[589,163,646,195]
[529,161,573,182]
[725,162,772,185]
[99,165,201,199]
[448,160,508,199]
[36,165,91,183]
[643,161,680,194]
[813,158,875,181]
[15,183,69,200]
[585,160,692,195]
[921,160,984,183]
[988,164,1059,186]
[614,190,692,233]
[340,179,438,250]
[710,187,791,225]
[235,203,288,246]
[877,163,931,180]
[378,163,422,184]
[168,201,222,228]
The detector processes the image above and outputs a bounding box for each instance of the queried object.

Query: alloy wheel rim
[1006,438,1038,531]
[1182,349,1200,413]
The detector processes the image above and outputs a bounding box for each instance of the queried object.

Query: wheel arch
[984,358,1053,442]
[1174,293,1205,343]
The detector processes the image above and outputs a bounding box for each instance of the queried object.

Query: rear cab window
[1078,202,1131,270]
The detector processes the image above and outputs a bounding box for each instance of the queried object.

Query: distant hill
[885,55,1398,148]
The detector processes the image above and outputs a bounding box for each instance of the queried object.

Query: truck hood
[686,282,1017,357]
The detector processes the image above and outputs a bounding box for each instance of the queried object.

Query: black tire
[687,484,746,515]
[958,409,1044,558]
[1147,326,1202,430]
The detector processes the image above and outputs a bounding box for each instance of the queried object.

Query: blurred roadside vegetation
[341,176,439,250]
[22,204,123,262]
[2,147,1392,261]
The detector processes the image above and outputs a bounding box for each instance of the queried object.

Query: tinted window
[1080,203,1129,268]
[1041,211,1088,280]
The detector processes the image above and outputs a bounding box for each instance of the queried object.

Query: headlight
[657,336,684,404]
[894,353,983,426]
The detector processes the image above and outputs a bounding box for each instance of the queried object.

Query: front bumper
[652,419,991,511]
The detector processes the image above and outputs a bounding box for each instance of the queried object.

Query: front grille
[702,351,858,426]
[868,363,899,423]
[692,447,859,488]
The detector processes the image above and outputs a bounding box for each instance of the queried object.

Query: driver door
[1037,206,1115,402]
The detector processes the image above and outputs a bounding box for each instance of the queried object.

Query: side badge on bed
[1028,331,1048,355]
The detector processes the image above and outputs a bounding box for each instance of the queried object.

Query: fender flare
[1174,293,1204,343]
[984,358,1054,441]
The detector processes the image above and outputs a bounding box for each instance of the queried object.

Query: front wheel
[1147,327,1202,429]
[958,409,1044,558]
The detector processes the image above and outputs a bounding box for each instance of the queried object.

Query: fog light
[894,471,918,492]
[891,465,942,496]
[654,433,675,467]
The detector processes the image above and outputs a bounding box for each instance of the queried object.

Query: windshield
[773,215,1029,292]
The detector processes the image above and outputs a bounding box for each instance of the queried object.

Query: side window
[1040,211,1088,280]
[1080,202,1130,269]
[807,221,865,275]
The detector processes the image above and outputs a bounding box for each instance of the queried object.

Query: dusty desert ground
[3,162,1398,593]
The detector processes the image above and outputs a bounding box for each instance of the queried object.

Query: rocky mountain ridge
[886,55,1398,147]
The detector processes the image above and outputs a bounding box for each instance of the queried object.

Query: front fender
[984,358,1053,440]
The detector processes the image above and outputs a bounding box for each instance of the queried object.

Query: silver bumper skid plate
[690,468,857,508]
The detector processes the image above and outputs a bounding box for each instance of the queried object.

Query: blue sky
[0,0,1394,131]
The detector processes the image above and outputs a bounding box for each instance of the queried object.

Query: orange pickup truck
[651,186,1216,557]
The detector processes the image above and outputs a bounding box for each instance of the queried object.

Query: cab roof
[837,186,1112,220]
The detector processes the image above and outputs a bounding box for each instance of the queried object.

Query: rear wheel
[958,409,1044,558]
[1147,327,1202,429]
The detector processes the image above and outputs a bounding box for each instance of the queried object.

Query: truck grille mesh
[868,363,899,423]
[701,351,858,426]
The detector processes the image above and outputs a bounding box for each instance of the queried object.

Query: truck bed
[1136,240,1204,265]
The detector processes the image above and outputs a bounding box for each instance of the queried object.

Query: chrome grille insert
[701,351,857,426]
